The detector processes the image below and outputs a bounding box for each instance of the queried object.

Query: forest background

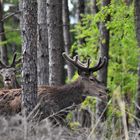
[0,0,140,139]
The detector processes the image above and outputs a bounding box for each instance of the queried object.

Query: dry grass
[0,114,90,140]
[0,110,140,140]
[0,87,140,140]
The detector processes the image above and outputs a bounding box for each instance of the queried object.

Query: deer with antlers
[0,52,107,125]
[37,53,108,123]
[0,53,21,89]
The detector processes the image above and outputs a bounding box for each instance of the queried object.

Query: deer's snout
[5,75,9,78]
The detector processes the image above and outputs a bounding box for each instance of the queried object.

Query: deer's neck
[50,80,86,109]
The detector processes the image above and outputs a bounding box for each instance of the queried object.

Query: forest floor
[0,113,140,140]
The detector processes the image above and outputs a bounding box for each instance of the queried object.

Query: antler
[73,55,91,69]
[0,53,21,69]
[62,53,90,72]
[10,53,21,67]
[62,52,107,74]
[10,53,17,67]
[89,57,107,73]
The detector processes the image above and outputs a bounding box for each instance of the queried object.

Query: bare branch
[0,11,21,22]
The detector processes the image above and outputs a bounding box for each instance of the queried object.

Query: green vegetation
[70,0,138,130]
[72,0,137,95]
[0,0,140,139]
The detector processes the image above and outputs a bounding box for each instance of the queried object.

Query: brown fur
[0,53,107,124]
[0,77,107,123]
[0,53,107,126]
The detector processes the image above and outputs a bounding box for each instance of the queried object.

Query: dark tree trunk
[47,0,64,85]
[96,0,110,122]
[77,0,85,45]
[62,0,74,80]
[134,0,140,127]
[77,0,85,21]
[37,0,49,85]
[123,0,132,5]
[92,0,99,14]
[0,0,8,65]
[20,0,38,115]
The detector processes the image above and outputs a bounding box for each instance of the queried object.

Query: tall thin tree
[96,0,110,121]
[37,0,49,85]
[62,0,74,80]
[20,0,38,115]
[92,0,99,14]
[77,0,85,45]
[47,0,64,85]
[123,0,132,5]
[77,0,85,21]
[134,0,140,127]
[0,0,8,65]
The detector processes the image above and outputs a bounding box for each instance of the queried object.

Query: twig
[88,99,111,139]
[46,103,78,119]
[0,11,21,22]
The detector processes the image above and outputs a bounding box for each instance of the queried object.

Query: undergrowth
[1,93,140,140]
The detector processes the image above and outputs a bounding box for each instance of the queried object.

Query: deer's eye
[99,93,103,96]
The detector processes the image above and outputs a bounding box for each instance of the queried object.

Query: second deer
[0,53,21,89]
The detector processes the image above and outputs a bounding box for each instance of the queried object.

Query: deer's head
[0,53,21,89]
[62,52,107,100]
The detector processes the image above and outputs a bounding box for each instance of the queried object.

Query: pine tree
[37,0,49,85]
[0,0,8,65]
[47,0,64,85]
[20,0,38,115]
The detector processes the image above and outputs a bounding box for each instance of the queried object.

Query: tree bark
[47,0,64,85]
[96,0,110,122]
[0,0,8,65]
[92,0,99,14]
[62,0,74,80]
[20,0,38,115]
[123,0,132,5]
[37,0,49,85]
[77,0,85,22]
[134,0,140,127]
[77,0,85,45]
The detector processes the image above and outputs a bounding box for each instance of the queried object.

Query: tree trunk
[62,0,74,80]
[92,0,99,14]
[77,0,85,21]
[123,0,132,5]
[134,0,140,127]
[96,0,110,122]
[0,0,8,65]
[37,0,49,85]
[47,0,64,85]
[20,0,38,115]
[77,0,85,45]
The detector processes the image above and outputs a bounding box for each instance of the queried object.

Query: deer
[0,52,107,126]
[0,53,21,89]
[37,53,108,124]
